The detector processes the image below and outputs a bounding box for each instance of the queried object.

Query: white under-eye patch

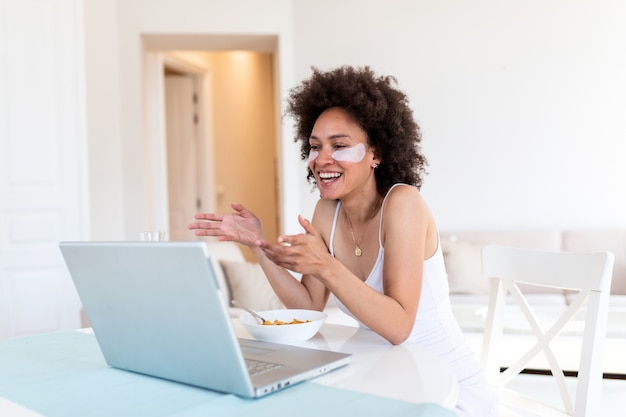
[332,143,366,163]
[307,150,319,163]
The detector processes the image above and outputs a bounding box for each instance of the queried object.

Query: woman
[189,66,497,416]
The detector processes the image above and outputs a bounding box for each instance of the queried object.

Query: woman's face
[308,107,379,200]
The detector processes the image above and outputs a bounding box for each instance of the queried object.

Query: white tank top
[327,185,498,416]
[328,184,457,343]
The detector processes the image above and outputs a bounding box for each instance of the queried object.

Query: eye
[309,144,320,151]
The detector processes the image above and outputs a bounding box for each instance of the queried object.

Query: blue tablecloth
[0,331,456,417]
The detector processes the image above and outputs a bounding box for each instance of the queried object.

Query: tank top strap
[328,200,342,256]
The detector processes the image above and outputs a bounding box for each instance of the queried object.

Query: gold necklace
[344,198,380,257]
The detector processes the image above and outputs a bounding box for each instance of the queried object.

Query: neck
[342,193,381,224]
[342,194,380,258]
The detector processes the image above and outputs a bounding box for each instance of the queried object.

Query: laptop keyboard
[245,358,283,376]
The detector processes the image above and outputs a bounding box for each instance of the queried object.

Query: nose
[315,147,335,165]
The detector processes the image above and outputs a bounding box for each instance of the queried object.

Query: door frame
[143,52,216,233]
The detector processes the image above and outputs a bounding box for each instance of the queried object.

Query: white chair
[480,245,614,417]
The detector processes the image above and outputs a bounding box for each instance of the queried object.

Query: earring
[372,162,379,169]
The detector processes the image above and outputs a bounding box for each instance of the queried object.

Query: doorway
[158,51,280,255]
[164,71,200,241]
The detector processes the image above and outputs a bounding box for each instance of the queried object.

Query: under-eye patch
[332,143,366,163]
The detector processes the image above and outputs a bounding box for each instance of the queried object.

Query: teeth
[319,172,341,179]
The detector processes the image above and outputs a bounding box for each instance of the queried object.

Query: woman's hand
[257,215,331,278]
[188,203,265,247]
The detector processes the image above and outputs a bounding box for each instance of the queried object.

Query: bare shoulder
[383,184,428,213]
[381,185,435,245]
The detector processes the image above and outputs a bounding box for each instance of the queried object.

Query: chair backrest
[480,245,614,417]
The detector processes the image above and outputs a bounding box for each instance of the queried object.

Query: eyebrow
[309,134,351,141]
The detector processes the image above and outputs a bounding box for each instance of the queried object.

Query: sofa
[440,230,626,330]
[440,229,626,302]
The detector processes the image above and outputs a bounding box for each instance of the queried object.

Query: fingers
[188,216,225,238]
[190,227,225,238]
[276,234,298,246]
[230,202,248,214]
[257,240,294,268]
[193,212,224,221]
[268,215,316,246]
[189,211,227,231]
[188,220,218,230]
[298,215,316,235]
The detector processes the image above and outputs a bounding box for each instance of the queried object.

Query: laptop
[59,241,351,398]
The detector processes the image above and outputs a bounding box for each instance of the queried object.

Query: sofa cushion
[440,230,562,252]
[441,240,488,294]
[440,231,564,295]
[220,260,285,311]
[206,240,246,306]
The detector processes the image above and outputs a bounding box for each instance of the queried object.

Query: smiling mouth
[318,172,342,183]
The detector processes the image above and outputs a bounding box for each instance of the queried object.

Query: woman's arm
[189,202,328,310]
[330,187,432,344]
[254,200,337,311]
[259,186,434,345]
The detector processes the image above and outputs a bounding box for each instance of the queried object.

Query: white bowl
[239,309,327,343]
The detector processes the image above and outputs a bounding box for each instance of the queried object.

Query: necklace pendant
[354,245,363,257]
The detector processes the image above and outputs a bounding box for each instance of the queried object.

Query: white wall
[84,0,125,240]
[292,0,626,231]
[85,0,300,240]
[84,0,626,241]
[0,0,87,338]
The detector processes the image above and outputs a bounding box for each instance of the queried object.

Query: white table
[0,324,459,416]
[235,322,459,409]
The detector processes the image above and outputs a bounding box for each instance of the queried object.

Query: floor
[507,373,625,416]
[461,332,625,416]
[596,378,624,417]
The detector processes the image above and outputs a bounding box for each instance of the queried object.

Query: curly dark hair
[285,65,428,196]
